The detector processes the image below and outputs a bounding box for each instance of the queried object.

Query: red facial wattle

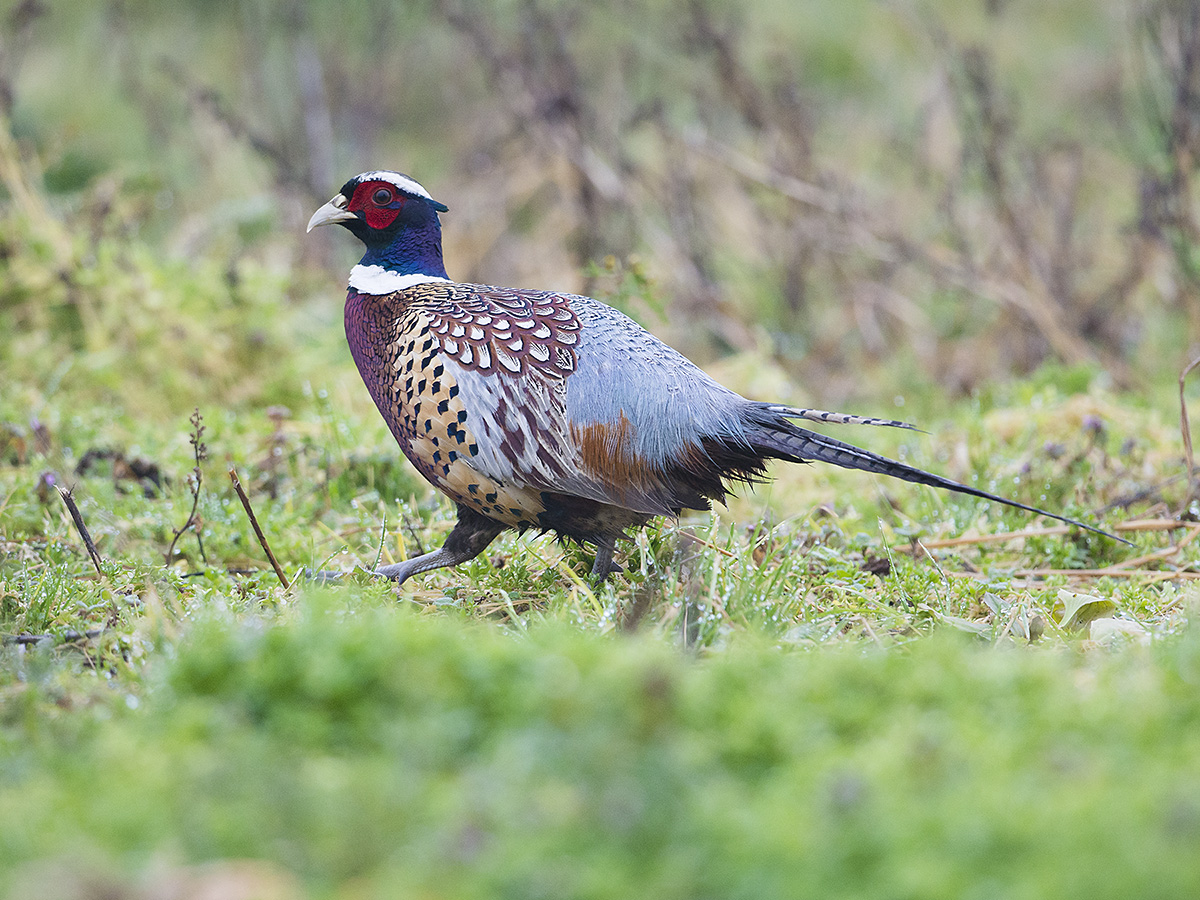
[347,180,407,230]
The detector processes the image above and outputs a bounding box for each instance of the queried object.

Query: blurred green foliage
[5,605,1200,898]
[2,0,1197,396]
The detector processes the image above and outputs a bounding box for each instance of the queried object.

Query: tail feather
[763,403,921,431]
[748,416,1124,543]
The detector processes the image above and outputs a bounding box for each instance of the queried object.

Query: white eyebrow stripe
[356,171,435,201]
[348,265,450,294]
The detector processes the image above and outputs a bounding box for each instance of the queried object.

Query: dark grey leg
[589,538,624,583]
[376,505,505,584]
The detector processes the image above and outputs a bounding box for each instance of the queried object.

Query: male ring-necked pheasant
[308,170,1116,583]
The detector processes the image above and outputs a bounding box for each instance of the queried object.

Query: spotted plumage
[308,170,1121,585]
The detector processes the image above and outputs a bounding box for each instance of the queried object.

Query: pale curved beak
[306,194,357,232]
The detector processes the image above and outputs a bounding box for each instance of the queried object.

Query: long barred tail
[747,413,1123,543]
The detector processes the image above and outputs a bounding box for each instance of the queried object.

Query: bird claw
[374,561,416,584]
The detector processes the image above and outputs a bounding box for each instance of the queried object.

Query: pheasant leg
[376,505,505,584]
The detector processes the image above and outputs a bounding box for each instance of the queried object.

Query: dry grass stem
[945,569,1200,583]
[909,518,1186,552]
[1101,524,1200,571]
[1181,354,1200,504]
[56,486,103,577]
[229,467,291,590]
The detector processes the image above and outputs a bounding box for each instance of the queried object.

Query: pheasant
[308,170,1117,583]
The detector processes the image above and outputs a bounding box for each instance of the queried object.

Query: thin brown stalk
[56,486,103,577]
[166,409,208,565]
[904,518,1183,552]
[673,529,739,559]
[944,569,1200,582]
[229,467,290,589]
[400,509,427,556]
[1101,524,1200,571]
[1180,353,1200,503]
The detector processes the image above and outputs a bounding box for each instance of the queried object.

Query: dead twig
[1180,353,1200,504]
[1101,523,1200,571]
[673,529,739,559]
[229,467,290,589]
[942,569,1200,586]
[1097,474,1185,513]
[946,569,1200,583]
[400,508,427,557]
[907,517,1200,583]
[56,486,103,577]
[899,518,1185,552]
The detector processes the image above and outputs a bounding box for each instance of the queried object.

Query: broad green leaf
[1055,589,1117,631]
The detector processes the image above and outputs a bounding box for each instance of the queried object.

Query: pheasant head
[308,171,451,283]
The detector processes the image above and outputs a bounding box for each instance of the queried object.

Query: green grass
[6,605,1200,898]
[2,204,1198,894]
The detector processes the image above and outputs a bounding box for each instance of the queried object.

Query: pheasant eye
[372,188,392,205]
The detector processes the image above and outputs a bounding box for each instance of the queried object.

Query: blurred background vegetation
[4,0,1200,418]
